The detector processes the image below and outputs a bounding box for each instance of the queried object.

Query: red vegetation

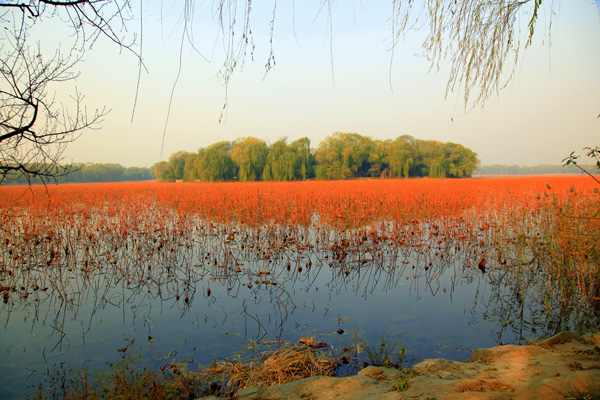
[1,176,595,228]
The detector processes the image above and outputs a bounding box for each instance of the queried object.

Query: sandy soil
[198,331,600,400]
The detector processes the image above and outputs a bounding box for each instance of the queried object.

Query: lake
[1,178,598,399]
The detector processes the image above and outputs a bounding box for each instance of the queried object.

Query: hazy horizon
[31,2,600,169]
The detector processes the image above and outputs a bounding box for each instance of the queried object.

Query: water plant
[31,345,201,400]
[345,330,407,369]
[1,176,599,397]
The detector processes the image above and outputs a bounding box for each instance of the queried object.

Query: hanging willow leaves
[391,0,550,108]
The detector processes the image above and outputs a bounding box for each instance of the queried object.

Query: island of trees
[4,132,596,186]
[154,133,480,182]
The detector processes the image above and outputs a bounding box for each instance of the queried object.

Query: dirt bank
[198,331,600,399]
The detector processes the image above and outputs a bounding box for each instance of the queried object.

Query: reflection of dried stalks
[199,341,338,395]
[32,347,201,400]
[488,184,600,335]
[3,177,600,395]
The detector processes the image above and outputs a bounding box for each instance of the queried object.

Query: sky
[32,0,600,168]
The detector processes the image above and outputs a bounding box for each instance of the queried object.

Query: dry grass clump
[199,340,339,395]
[30,340,339,399]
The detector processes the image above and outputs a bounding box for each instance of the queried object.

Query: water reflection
[0,209,597,399]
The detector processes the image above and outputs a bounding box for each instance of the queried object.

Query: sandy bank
[198,331,600,400]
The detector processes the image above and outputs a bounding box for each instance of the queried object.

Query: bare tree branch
[0,30,107,184]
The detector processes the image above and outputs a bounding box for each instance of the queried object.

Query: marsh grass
[30,335,410,399]
[493,184,600,331]
[198,340,339,396]
[535,186,599,312]
[4,176,597,398]
[31,348,201,400]
[31,338,398,399]
[349,331,407,369]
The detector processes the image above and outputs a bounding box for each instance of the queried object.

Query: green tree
[165,151,194,181]
[366,140,387,178]
[197,141,236,182]
[290,137,316,180]
[159,134,480,182]
[2,163,154,185]
[183,152,201,182]
[384,136,414,179]
[315,132,375,180]
[315,134,348,180]
[230,137,269,182]
[124,166,154,181]
[407,139,444,178]
[442,142,479,178]
[154,161,169,182]
[157,164,177,182]
[262,137,315,181]
[263,139,292,181]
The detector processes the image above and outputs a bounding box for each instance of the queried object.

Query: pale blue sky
[43,1,600,168]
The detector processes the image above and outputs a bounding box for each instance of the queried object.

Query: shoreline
[198,331,600,400]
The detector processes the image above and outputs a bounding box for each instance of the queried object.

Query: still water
[0,216,573,399]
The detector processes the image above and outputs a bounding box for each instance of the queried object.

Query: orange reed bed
[1,176,596,228]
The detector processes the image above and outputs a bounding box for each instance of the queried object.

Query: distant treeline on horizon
[154,133,480,182]
[474,164,599,176]
[2,163,155,185]
[3,162,597,185]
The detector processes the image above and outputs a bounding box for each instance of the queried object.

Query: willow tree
[442,142,479,178]
[391,0,553,108]
[262,138,315,182]
[290,138,315,180]
[263,140,295,182]
[209,0,555,110]
[197,141,236,182]
[385,137,413,179]
[229,137,268,182]
[316,133,375,180]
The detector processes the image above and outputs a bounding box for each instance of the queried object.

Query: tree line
[2,163,154,185]
[475,164,600,176]
[154,133,480,182]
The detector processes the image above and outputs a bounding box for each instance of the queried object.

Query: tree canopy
[155,133,479,182]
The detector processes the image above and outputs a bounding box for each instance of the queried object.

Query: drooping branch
[391,0,551,108]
